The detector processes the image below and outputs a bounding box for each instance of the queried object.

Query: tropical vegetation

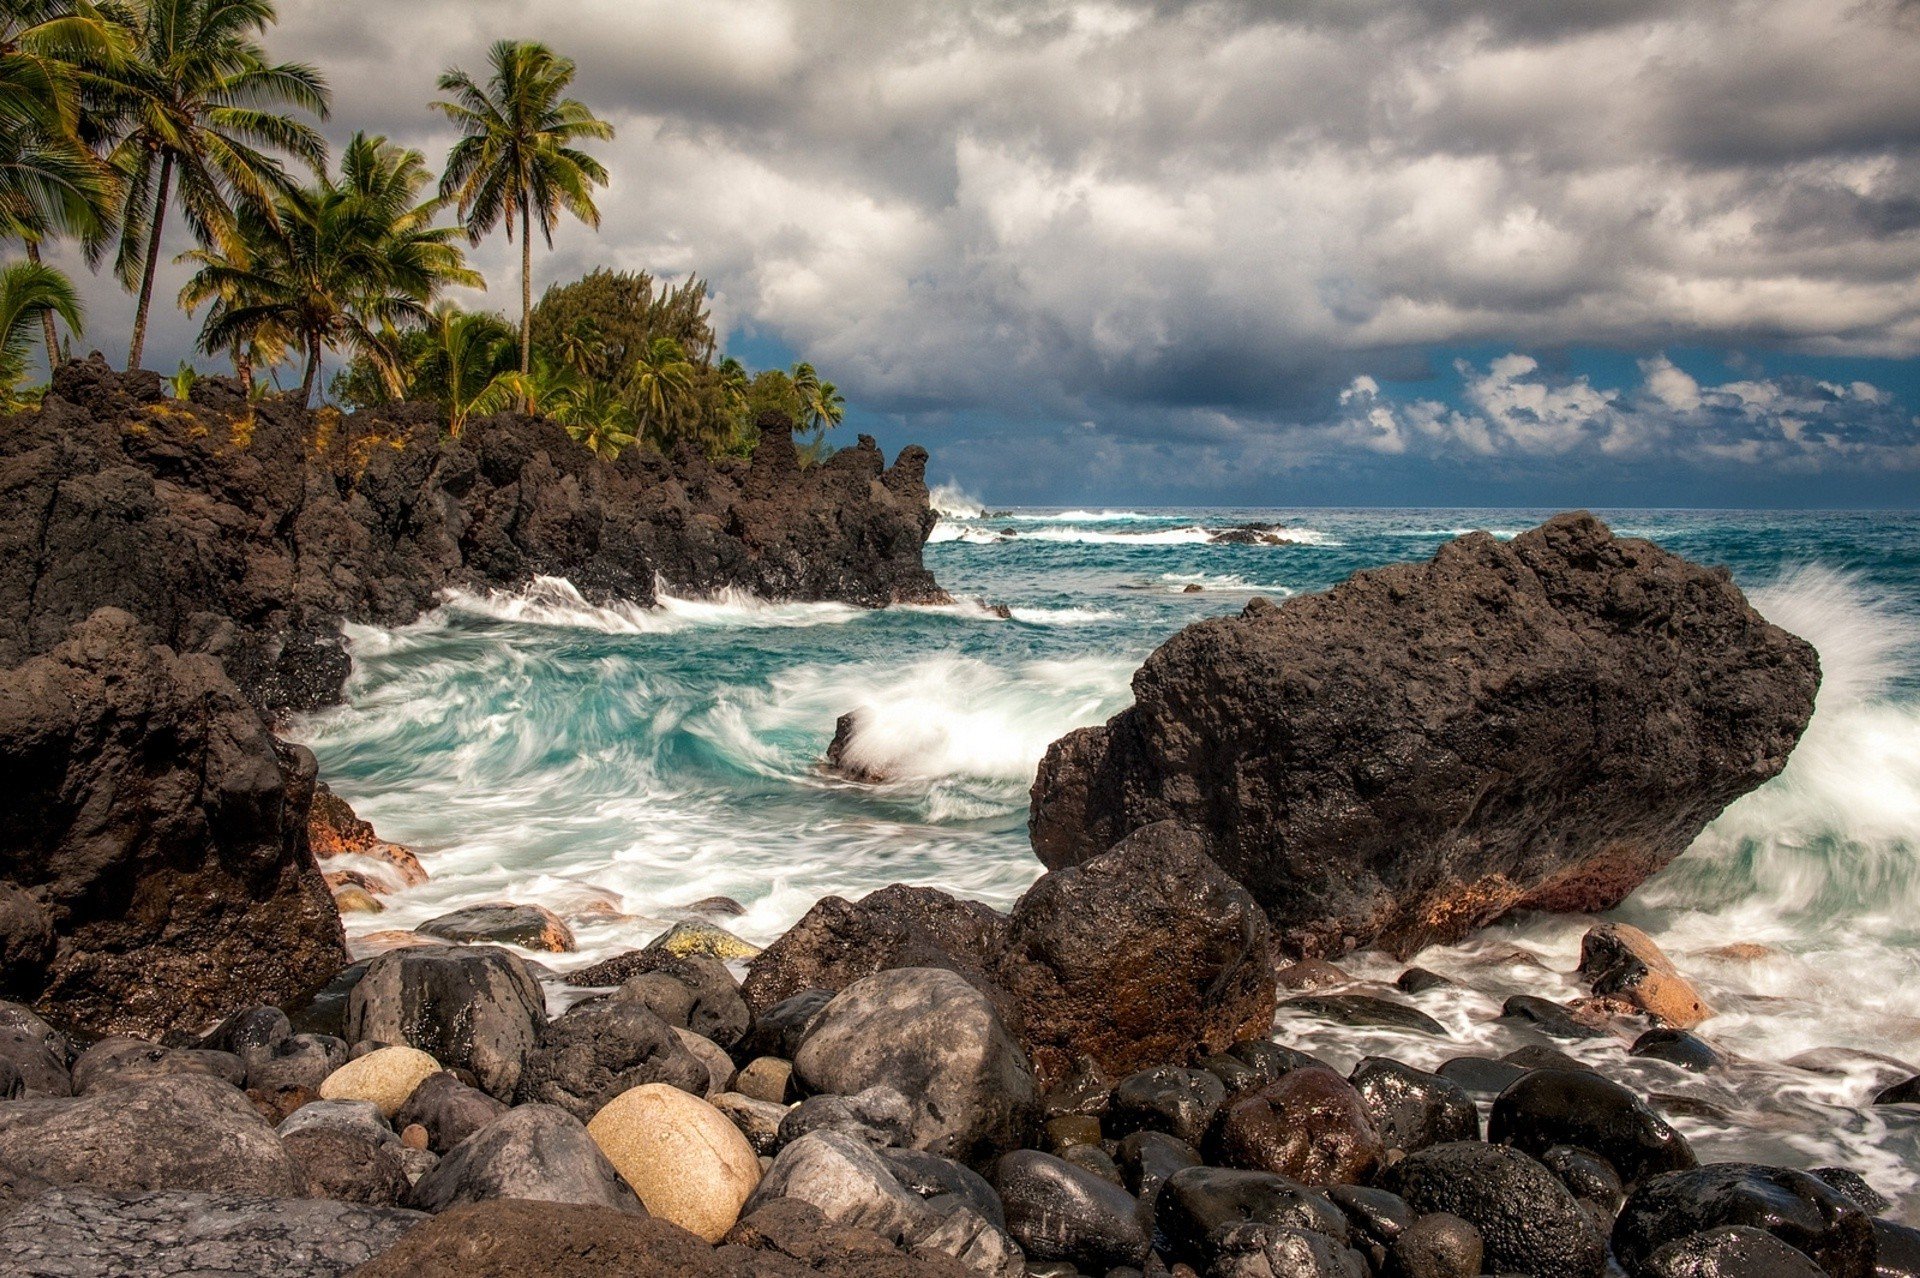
[0,1,849,464]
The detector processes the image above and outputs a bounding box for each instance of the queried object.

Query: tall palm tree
[630,333,692,445]
[0,0,127,369]
[434,39,611,379]
[104,0,329,372]
[805,377,845,434]
[0,256,81,405]
[183,132,479,405]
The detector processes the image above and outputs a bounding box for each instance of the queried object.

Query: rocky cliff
[0,358,947,1035]
[1029,512,1821,958]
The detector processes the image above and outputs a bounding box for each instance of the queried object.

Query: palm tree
[630,333,692,444]
[552,380,634,459]
[104,0,330,372]
[498,354,581,417]
[418,304,518,436]
[174,197,286,392]
[434,39,611,380]
[0,0,127,369]
[716,353,747,415]
[805,377,845,434]
[183,133,480,405]
[0,256,81,405]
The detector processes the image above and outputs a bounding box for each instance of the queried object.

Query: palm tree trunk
[299,340,321,408]
[127,152,174,372]
[235,344,253,396]
[519,201,533,380]
[25,241,58,375]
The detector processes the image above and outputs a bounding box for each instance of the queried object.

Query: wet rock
[308,784,427,889]
[0,1187,425,1276]
[744,1128,928,1242]
[1108,1065,1228,1145]
[1500,994,1606,1039]
[1119,1129,1203,1203]
[1873,1218,1920,1278]
[1282,995,1446,1036]
[880,1147,1007,1229]
[1208,1068,1383,1187]
[1030,514,1819,957]
[1153,1165,1349,1268]
[1061,1142,1122,1184]
[347,944,547,1099]
[0,1000,70,1096]
[742,888,1008,1018]
[588,1082,763,1242]
[0,1074,299,1197]
[1044,1113,1103,1152]
[0,612,350,1038]
[1209,1222,1369,1277]
[1809,1167,1890,1214]
[737,988,833,1062]
[778,1085,917,1149]
[417,903,576,953]
[1542,1145,1625,1213]
[712,1090,788,1155]
[1640,1224,1827,1277]
[1579,923,1712,1029]
[1395,967,1453,995]
[284,1126,411,1206]
[392,1071,509,1154]
[335,885,383,914]
[792,966,1039,1163]
[318,1045,441,1118]
[1327,1184,1410,1258]
[1488,1068,1696,1186]
[1631,1028,1723,1073]
[1389,1212,1483,1278]
[646,918,763,961]
[1380,1141,1606,1278]
[1872,1074,1920,1105]
[409,1103,642,1215]
[902,1203,1024,1277]
[1276,959,1352,992]
[993,1148,1149,1270]
[1435,1056,1526,1096]
[1612,1163,1875,1278]
[1502,1043,1595,1071]
[999,822,1276,1087]
[1349,1057,1479,1154]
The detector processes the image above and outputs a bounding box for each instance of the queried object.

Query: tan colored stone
[587,1082,761,1241]
[1275,958,1349,992]
[1700,942,1779,963]
[733,1056,795,1105]
[333,885,383,914]
[1578,922,1712,1029]
[645,920,761,961]
[318,1046,441,1118]
[401,1123,430,1150]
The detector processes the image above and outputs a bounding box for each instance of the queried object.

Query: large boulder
[0,1187,425,1277]
[1030,514,1820,956]
[1612,1163,1876,1278]
[587,1083,763,1242]
[347,944,547,1099]
[1379,1140,1606,1278]
[0,610,347,1036]
[792,967,1040,1165]
[998,821,1274,1087]
[514,991,709,1119]
[0,1074,298,1198]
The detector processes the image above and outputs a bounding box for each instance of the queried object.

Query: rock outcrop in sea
[0,359,947,1037]
[1029,511,1822,957]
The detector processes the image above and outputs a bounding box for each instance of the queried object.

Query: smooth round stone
[1208,1068,1383,1187]
[1396,967,1453,995]
[1543,1145,1625,1213]
[1631,1028,1723,1073]
[1641,1224,1825,1277]
[672,1028,736,1098]
[318,1046,441,1119]
[1118,1129,1201,1201]
[1380,1142,1605,1278]
[1349,1057,1479,1154]
[1488,1069,1694,1187]
[1108,1065,1227,1145]
[1613,1163,1875,1278]
[1061,1143,1123,1185]
[1435,1056,1526,1096]
[1154,1165,1349,1267]
[1499,995,1604,1040]
[734,1056,796,1105]
[994,1149,1149,1271]
[587,1082,761,1241]
[1391,1211,1483,1278]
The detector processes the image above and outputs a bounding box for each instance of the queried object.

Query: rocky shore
[0,375,1902,1276]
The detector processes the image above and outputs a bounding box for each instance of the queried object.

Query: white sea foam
[1157,572,1295,594]
[437,575,866,634]
[928,481,984,519]
[1003,509,1157,523]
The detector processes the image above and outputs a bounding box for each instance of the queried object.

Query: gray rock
[0,1074,298,1197]
[1030,513,1821,957]
[417,903,575,951]
[0,1187,425,1276]
[278,1098,399,1148]
[994,1148,1150,1270]
[69,1037,245,1094]
[393,1071,509,1155]
[0,1000,69,1096]
[346,944,547,1100]
[674,1027,737,1097]
[905,1204,1025,1278]
[283,1127,410,1207]
[199,1005,292,1074]
[779,1085,918,1149]
[744,1129,929,1242]
[406,1103,644,1215]
[513,993,708,1120]
[247,1032,348,1093]
[711,1091,789,1155]
[793,967,1039,1163]
[594,954,753,1051]
[879,1147,1008,1230]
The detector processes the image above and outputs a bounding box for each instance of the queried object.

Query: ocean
[291,500,1920,1212]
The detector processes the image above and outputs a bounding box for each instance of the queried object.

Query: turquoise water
[293,502,1920,1203]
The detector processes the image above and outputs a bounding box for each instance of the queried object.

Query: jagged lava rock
[346,944,546,1100]
[1030,512,1820,957]
[997,821,1275,1088]
[0,362,945,715]
[0,610,346,1038]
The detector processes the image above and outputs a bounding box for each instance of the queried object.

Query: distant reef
[0,357,947,1035]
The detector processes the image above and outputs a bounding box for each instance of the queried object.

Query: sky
[51,0,1920,507]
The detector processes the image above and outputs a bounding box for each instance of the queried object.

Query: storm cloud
[57,0,1920,499]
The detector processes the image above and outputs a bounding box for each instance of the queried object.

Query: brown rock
[308,784,428,888]
[1206,1067,1383,1186]
[1701,942,1779,963]
[284,1126,410,1206]
[417,904,575,953]
[1578,923,1712,1029]
[1276,959,1351,992]
[1029,513,1820,958]
[998,822,1275,1090]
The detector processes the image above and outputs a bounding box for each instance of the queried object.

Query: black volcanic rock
[0,360,946,715]
[0,609,346,1038]
[1029,512,1819,957]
